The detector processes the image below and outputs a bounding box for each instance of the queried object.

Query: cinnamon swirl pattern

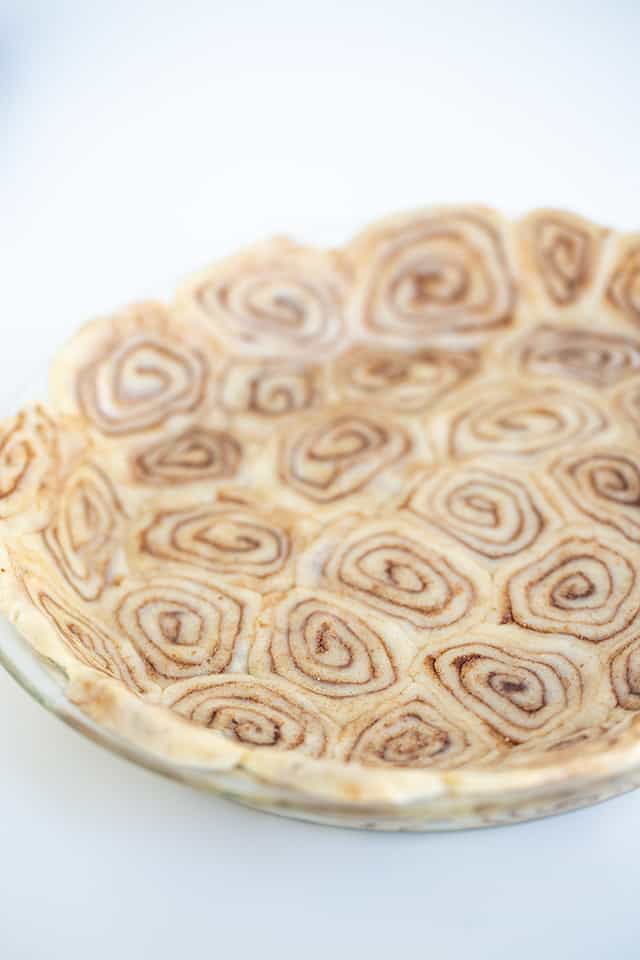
[406,464,546,560]
[448,386,607,459]
[220,360,320,417]
[340,691,496,768]
[332,346,478,413]
[50,304,212,437]
[279,409,412,505]
[504,531,640,643]
[550,449,640,542]
[518,325,640,387]
[114,575,258,685]
[426,635,584,744]
[13,566,152,695]
[42,462,127,601]
[298,517,488,632]
[251,590,404,703]
[607,240,640,325]
[611,638,640,710]
[6,204,640,801]
[163,675,331,756]
[132,427,241,485]
[181,240,347,357]
[0,407,61,521]
[36,587,151,694]
[519,210,603,306]
[78,336,207,436]
[349,209,515,347]
[130,494,298,593]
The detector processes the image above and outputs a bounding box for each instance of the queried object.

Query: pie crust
[3,206,640,829]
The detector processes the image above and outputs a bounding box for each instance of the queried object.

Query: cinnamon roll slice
[132,426,242,486]
[423,629,587,745]
[298,515,489,634]
[405,462,548,561]
[49,302,214,438]
[15,567,153,696]
[177,238,348,358]
[605,234,640,326]
[517,324,640,387]
[339,686,498,768]
[128,489,306,594]
[277,406,416,510]
[517,209,606,309]
[220,358,323,418]
[112,573,260,686]
[611,637,640,710]
[447,382,610,459]
[331,345,478,414]
[163,674,333,757]
[549,447,640,542]
[41,461,127,601]
[502,528,640,643]
[250,589,409,716]
[348,207,515,348]
[0,406,65,526]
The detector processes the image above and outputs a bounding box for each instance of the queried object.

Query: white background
[1,2,640,957]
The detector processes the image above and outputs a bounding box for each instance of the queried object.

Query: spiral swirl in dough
[551,448,640,542]
[220,360,319,417]
[131,494,296,593]
[253,589,401,701]
[406,465,545,560]
[57,305,211,436]
[504,532,640,643]
[42,462,126,601]
[340,692,495,768]
[607,241,640,325]
[20,575,151,695]
[449,385,607,458]
[299,517,487,632]
[115,575,258,685]
[6,205,640,786]
[132,427,241,485]
[332,345,478,413]
[520,210,603,306]
[0,407,61,521]
[518,325,640,387]
[183,240,347,357]
[349,209,514,348]
[280,410,411,504]
[163,675,330,756]
[610,639,640,710]
[428,636,584,743]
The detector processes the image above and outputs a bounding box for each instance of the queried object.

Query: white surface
[2,2,640,957]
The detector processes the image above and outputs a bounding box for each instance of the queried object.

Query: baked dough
[2,206,640,793]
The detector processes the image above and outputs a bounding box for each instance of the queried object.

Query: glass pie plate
[3,205,640,831]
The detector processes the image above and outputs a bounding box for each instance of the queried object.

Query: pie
[2,206,640,829]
